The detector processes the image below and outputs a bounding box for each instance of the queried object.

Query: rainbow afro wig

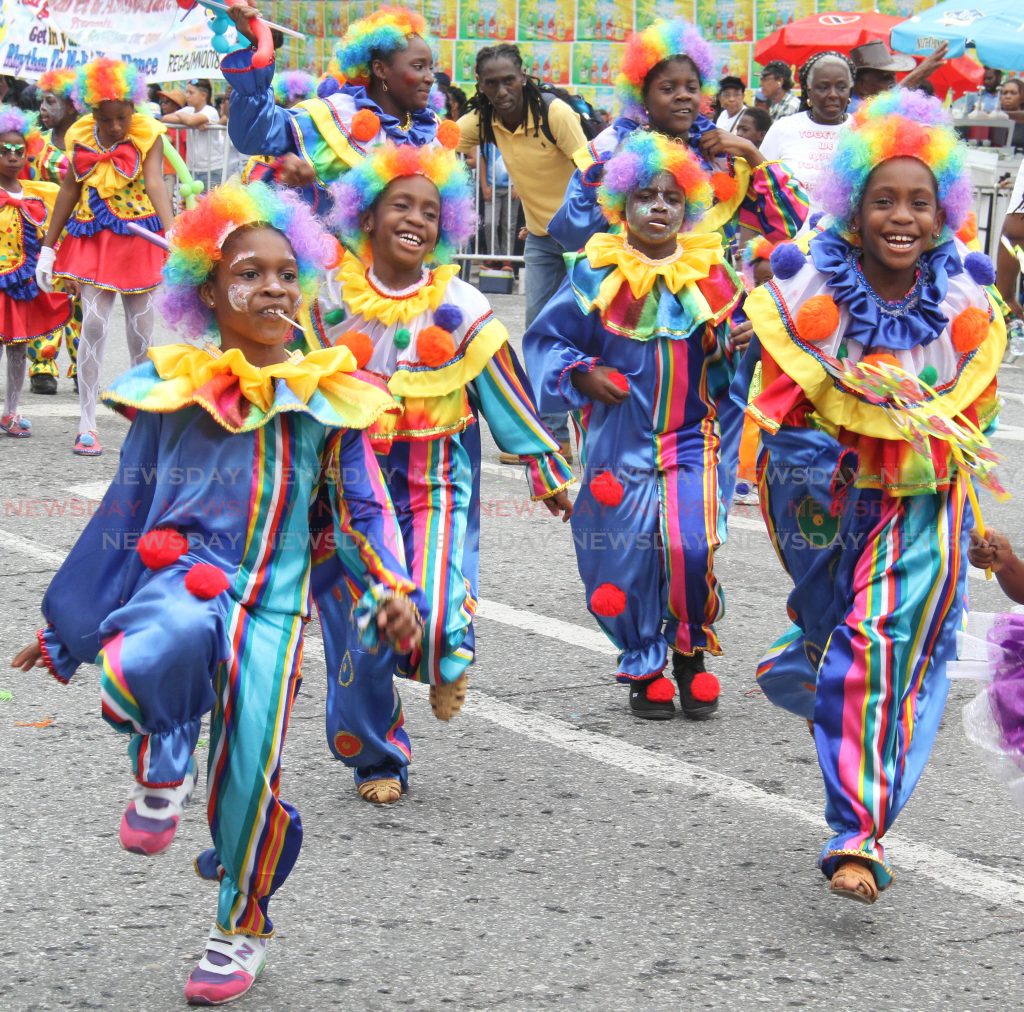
[76,57,147,109]
[330,142,476,265]
[38,68,81,110]
[334,8,433,89]
[274,70,317,105]
[158,180,339,339]
[597,130,713,230]
[0,104,35,137]
[816,89,972,236]
[615,19,715,123]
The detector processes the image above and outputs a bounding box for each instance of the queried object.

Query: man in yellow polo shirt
[458,44,587,459]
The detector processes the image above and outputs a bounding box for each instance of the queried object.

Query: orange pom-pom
[795,295,840,343]
[590,470,624,508]
[184,563,230,600]
[349,108,381,142]
[324,237,343,269]
[646,676,676,703]
[39,344,57,360]
[950,306,989,353]
[137,528,187,569]
[691,671,720,703]
[334,329,374,368]
[861,352,901,370]
[956,211,978,244]
[436,118,461,149]
[417,325,456,367]
[590,582,627,617]
[710,171,739,203]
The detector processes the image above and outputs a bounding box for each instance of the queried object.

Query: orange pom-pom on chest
[950,306,989,353]
[417,325,456,367]
[795,294,840,343]
[436,119,461,149]
[710,171,739,203]
[334,329,374,369]
[349,108,381,142]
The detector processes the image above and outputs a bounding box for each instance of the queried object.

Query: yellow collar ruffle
[64,113,165,197]
[584,230,726,310]
[338,252,461,327]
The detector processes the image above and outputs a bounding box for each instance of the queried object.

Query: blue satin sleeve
[40,412,163,679]
[547,165,606,252]
[222,48,297,157]
[523,278,603,413]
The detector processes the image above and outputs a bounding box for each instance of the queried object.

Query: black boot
[30,373,57,395]
[671,651,720,721]
[628,677,675,720]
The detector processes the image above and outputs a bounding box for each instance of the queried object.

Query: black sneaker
[628,677,675,720]
[30,373,57,395]
[73,375,79,394]
[671,651,720,721]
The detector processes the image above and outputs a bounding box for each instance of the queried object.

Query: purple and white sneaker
[118,758,198,856]
[184,927,268,1005]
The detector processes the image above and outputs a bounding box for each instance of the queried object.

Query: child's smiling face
[201,226,301,363]
[624,170,686,259]
[854,157,945,281]
[363,175,440,281]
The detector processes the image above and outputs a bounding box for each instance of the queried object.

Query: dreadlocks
[798,51,855,112]
[466,44,547,146]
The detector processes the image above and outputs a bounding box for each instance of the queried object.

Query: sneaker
[628,676,676,720]
[73,430,102,456]
[30,373,57,395]
[497,451,521,465]
[671,651,720,721]
[184,926,268,1006]
[0,413,31,437]
[733,481,759,507]
[119,758,198,856]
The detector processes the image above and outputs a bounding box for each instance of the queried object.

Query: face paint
[229,251,258,269]
[227,283,253,312]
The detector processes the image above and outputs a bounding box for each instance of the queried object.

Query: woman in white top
[759,52,854,207]
[715,75,747,132]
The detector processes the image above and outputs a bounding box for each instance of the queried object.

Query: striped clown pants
[756,427,968,889]
[98,564,305,937]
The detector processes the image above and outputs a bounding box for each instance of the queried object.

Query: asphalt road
[3,293,1024,1011]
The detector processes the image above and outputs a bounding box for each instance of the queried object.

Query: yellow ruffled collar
[149,343,361,413]
[338,251,461,327]
[585,231,725,304]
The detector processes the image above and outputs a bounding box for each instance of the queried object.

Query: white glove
[35,245,55,293]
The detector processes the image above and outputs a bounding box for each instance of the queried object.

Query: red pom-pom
[417,325,456,367]
[590,582,627,617]
[324,237,343,269]
[335,329,374,369]
[950,306,989,353]
[690,671,720,703]
[349,108,381,142]
[40,344,57,360]
[590,470,624,508]
[710,171,739,203]
[436,119,461,150]
[137,528,187,569]
[795,294,840,343]
[184,563,230,600]
[607,370,630,392]
[646,676,676,703]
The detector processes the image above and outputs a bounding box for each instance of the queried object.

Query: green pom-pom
[918,365,938,387]
[837,343,849,360]
[394,327,411,349]
[323,308,345,326]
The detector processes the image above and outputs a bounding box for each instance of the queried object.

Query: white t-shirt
[185,103,224,175]
[716,107,746,132]
[759,111,849,204]
[1008,160,1024,216]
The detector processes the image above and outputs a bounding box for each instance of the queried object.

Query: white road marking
[67,482,110,501]
[5,523,1023,911]
[14,402,119,418]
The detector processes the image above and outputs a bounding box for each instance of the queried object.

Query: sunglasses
[1,143,25,156]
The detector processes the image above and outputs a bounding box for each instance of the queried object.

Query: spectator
[848,40,916,112]
[998,162,1024,324]
[595,107,611,127]
[156,88,188,201]
[159,78,225,188]
[446,85,468,120]
[457,43,587,460]
[759,51,854,208]
[960,65,1004,115]
[753,88,769,111]
[998,78,1024,149]
[759,61,799,121]
[735,105,771,147]
[716,75,747,131]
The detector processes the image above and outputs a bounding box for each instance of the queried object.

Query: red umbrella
[754,11,904,66]
[904,54,983,100]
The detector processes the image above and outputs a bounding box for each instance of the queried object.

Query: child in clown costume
[525,131,742,720]
[744,91,1004,903]
[223,5,455,211]
[12,180,423,1005]
[309,143,574,804]
[28,68,81,396]
[38,58,174,458]
[0,105,72,438]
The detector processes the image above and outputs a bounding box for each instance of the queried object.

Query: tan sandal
[356,778,402,805]
[830,859,879,905]
[429,673,469,721]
